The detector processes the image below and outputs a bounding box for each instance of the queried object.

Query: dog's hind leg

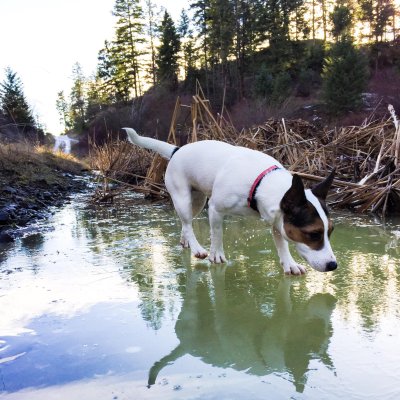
[169,188,208,259]
[191,190,207,217]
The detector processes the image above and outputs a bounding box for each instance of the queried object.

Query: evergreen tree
[156,11,181,89]
[55,91,70,133]
[358,0,374,40]
[234,0,262,98]
[373,0,395,42]
[0,67,35,127]
[178,9,198,86]
[178,9,192,38]
[331,4,353,40]
[358,0,395,42]
[291,0,310,40]
[86,75,111,122]
[190,0,212,92]
[69,63,87,132]
[322,37,368,115]
[97,40,130,102]
[112,0,145,97]
[258,0,308,74]
[144,0,159,86]
[208,0,235,69]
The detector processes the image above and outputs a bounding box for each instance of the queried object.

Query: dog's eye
[306,231,322,241]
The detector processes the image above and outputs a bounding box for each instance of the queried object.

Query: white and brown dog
[124,128,337,274]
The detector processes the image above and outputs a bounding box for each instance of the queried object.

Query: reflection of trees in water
[149,266,336,392]
[74,197,400,335]
[324,222,400,332]
[76,198,183,330]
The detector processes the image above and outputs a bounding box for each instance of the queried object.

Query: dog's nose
[326,261,337,271]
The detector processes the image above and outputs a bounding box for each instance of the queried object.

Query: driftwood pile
[91,92,400,216]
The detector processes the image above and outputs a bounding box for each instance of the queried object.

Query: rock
[0,230,14,243]
[3,186,17,195]
[0,210,11,225]
[42,191,53,200]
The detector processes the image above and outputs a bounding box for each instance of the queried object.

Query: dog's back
[166,140,283,198]
[166,140,237,196]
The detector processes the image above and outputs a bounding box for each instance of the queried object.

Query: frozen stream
[0,192,400,399]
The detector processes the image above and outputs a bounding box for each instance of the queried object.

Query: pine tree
[156,11,181,89]
[234,0,263,97]
[373,0,395,42]
[144,0,159,87]
[97,40,130,102]
[258,0,307,74]
[322,37,368,115]
[358,0,395,42]
[331,4,353,40]
[86,75,111,122]
[208,0,235,69]
[0,67,35,127]
[178,9,192,38]
[178,9,198,86]
[55,91,71,133]
[112,0,145,97]
[69,63,87,132]
[190,0,212,93]
[320,4,370,115]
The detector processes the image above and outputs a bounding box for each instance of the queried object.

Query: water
[0,193,400,400]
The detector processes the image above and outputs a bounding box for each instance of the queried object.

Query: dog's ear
[281,174,308,213]
[311,168,336,200]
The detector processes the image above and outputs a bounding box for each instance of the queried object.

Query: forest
[1,0,399,142]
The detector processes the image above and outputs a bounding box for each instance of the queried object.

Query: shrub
[322,38,369,115]
[254,64,274,98]
[270,71,292,105]
[296,69,314,97]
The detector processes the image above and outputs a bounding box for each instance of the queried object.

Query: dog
[123,128,337,274]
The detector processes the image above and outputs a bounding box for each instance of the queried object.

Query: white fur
[123,128,337,274]
[125,127,176,159]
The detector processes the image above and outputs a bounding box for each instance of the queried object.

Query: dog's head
[280,171,337,272]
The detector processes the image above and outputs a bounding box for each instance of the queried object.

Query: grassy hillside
[0,143,86,241]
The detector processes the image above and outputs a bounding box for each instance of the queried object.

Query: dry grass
[192,99,400,215]
[89,89,400,215]
[0,142,84,186]
[88,135,153,202]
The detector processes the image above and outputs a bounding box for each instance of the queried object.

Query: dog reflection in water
[148,266,336,392]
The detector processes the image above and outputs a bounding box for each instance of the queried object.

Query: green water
[0,193,400,399]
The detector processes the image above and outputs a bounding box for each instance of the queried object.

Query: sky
[0,0,188,134]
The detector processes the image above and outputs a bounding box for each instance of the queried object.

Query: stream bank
[0,143,87,243]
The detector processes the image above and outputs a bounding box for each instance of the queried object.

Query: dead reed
[88,134,156,202]
[90,87,400,215]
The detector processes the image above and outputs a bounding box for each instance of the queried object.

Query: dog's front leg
[208,205,227,263]
[272,226,306,275]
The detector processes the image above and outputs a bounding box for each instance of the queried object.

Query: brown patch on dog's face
[284,218,325,250]
[283,201,334,250]
[281,174,335,250]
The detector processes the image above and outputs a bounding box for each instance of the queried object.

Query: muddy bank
[0,175,87,243]
[0,143,87,243]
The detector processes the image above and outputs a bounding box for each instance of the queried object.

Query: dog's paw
[190,244,208,259]
[283,262,307,275]
[194,249,208,259]
[180,238,190,248]
[209,251,227,264]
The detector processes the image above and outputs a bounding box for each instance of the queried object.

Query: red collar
[247,165,281,212]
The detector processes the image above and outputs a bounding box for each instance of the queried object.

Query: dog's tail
[123,127,178,160]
